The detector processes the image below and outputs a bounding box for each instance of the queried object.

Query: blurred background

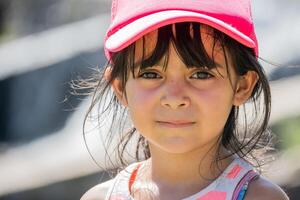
[0,0,299,199]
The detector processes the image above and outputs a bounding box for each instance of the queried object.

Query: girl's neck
[139,145,235,191]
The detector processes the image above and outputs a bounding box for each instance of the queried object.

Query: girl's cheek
[126,83,158,107]
[194,82,233,108]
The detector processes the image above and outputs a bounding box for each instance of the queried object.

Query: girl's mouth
[156,121,196,128]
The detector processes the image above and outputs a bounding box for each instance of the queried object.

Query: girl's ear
[233,71,258,106]
[104,67,128,107]
[104,66,112,81]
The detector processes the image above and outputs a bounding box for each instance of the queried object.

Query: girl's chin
[150,139,201,155]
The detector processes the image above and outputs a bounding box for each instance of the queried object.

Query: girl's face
[113,26,244,154]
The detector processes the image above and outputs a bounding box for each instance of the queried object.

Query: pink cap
[104,0,258,60]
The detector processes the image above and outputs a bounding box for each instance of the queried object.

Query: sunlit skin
[110,25,258,199]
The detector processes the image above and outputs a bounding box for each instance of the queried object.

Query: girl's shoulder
[80,179,115,200]
[244,175,289,200]
[80,162,143,200]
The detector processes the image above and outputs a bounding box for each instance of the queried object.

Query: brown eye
[190,71,213,79]
[139,71,162,79]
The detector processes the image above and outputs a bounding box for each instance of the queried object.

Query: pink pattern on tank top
[196,191,227,200]
[226,164,242,179]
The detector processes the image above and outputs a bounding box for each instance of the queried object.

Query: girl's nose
[160,81,191,109]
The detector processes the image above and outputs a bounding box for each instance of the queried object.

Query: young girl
[81,0,289,199]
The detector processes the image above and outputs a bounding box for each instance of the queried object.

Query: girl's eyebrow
[214,62,225,69]
[140,64,225,71]
[135,57,225,70]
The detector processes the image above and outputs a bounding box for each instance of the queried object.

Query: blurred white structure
[0,14,110,80]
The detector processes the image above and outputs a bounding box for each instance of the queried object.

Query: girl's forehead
[134,29,158,60]
[134,24,226,64]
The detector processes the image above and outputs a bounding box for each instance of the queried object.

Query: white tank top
[104,157,259,200]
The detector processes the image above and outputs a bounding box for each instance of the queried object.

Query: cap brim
[105,10,257,55]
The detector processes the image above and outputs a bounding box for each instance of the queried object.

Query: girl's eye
[138,71,162,79]
[138,70,213,80]
[190,71,213,79]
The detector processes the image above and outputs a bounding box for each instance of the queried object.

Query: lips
[156,120,195,128]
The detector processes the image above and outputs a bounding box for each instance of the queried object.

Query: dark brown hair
[82,22,273,173]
